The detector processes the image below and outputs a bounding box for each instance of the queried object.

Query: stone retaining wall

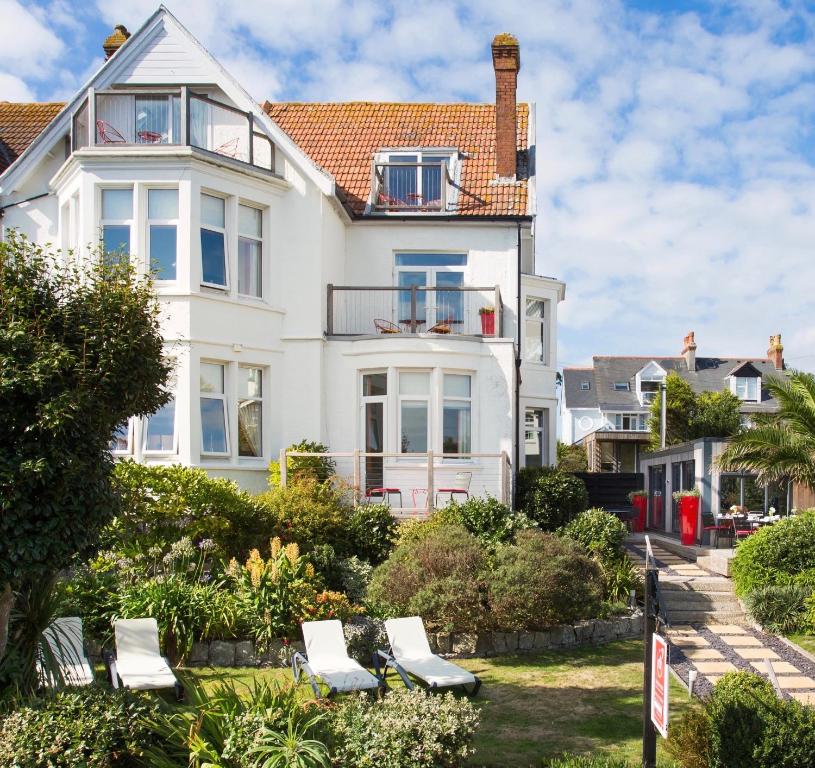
[183,613,643,668]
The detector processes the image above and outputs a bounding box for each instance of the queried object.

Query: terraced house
[0,7,563,511]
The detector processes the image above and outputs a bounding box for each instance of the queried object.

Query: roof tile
[0,102,63,173]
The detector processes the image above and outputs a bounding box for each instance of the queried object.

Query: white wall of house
[562,407,604,444]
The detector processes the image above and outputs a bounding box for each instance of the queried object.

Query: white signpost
[651,632,669,739]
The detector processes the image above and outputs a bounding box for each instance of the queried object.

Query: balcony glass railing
[71,88,274,172]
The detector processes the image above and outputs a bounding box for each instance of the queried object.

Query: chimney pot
[103,24,131,60]
[681,330,697,371]
[491,33,520,180]
[768,333,784,370]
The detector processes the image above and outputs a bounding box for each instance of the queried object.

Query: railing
[372,161,453,212]
[326,284,503,337]
[279,449,512,518]
[71,87,274,171]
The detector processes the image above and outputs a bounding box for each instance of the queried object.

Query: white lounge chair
[109,618,182,698]
[375,616,481,696]
[39,616,94,687]
[291,619,382,698]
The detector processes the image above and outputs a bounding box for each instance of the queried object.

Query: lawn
[182,639,690,768]
[788,634,815,656]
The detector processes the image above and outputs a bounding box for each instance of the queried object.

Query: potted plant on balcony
[628,489,648,532]
[673,487,701,546]
[478,305,496,336]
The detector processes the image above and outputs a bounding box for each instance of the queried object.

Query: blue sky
[3,0,815,370]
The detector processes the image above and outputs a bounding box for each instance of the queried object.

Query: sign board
[651,632,669,738]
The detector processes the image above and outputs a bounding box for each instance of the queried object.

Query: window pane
[201,229,226,285]
[201,194,225,227]
[200,362,224,394]
[103,225,130,257]
[435,272,464,323]
[421,160,443,205]
[201,398,228,453]
[398,271,427,324]
[145,401,175,451]
[395,253,467,267]
[443,401,471,453]
[102,188,132,219]
[148,188,178,219]
[525,409,543,468]
[399,371,430,395]
[400,401,428,453]
[150,225,177,280]
[109,421,130,452]
[135,96,169,143]
[239,367,262,398]
[385,155,417,204]
[526,298,545,318]
[443,374,470,397]
[239,204,262,237]
[525,318,544,362]
[363,373,387,397]
[238,237,261,296]
[238,399,262,457]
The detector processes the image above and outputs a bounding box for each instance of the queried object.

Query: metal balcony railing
[372,160,453,212]
[326,284,503,337]
[71,87,274,171]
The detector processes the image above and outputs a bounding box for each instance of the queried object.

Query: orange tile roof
[263,101,530,218]
[0,102,64,173]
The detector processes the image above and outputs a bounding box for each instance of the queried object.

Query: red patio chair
[214,137,240,158]
[137,130,163,144]
[435,472,472,507]
[367,487,402,508]
[702,512,733,548]
[96,120,126,144]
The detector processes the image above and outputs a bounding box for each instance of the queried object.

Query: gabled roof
[727,361,762,377]
[263,101,531,218]
[0,102,63,173]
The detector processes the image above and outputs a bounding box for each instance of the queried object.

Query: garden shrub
[731,510,815,597]
[544,757,632,767]
[367,524,487,632]
[597,553,642,604]
[0,686,157,767]
[327,688,479,768]
[488,530,603,630]
[57,557,120,642]
[745,583,813,634]
[443,496,533,547]
[346,502,398,564]
[665,703,712,768]
[517,467,588,530]
[754,696,815,768]
[343,615,388,665]
[561,508,627,563]
[268,439,336,486]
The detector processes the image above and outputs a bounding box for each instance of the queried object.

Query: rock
[452,633,477,656]
[574,621,594,644]
[427,633,440,654]
[235,641,256,667]
[475,633,496,656]
[518,632,535,651]
[435,633,453,655]
[593,620,614,644]
[209,640,236,667]
[555,625,577,648]
[613,616,632,638]
[188,641,210,666]
[630,614,643,636]
[533,630,551,650]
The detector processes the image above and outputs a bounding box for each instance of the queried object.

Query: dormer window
[580,381,591,391]
[373,150,455,212]
[735,377,758,402]
[635,361,666,406]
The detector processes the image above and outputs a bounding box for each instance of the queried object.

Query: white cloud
[0,72,34,101]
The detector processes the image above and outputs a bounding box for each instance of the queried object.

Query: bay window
[238,366,263,457]
[101,188,133,263]
[238,204,262,297]
[442,374,471,453]
[143,399,176,453]
[399,371,430,453]
[147,188,178,280]
[525,297,546,363]
[200,362,229,454]
[201,193,227,287]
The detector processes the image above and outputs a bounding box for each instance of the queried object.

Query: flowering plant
[672,487,701,502]
[628,490,647,502]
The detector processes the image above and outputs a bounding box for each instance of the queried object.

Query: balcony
[326,284,503,337]
[372,159,453,212]
[71,88,274,171]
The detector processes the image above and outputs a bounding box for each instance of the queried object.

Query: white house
[0,7,564,511]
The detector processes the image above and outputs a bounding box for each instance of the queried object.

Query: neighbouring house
[561,331,784,473]
[0,8,563,511]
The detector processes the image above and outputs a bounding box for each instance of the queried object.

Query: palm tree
[716,370,815,488]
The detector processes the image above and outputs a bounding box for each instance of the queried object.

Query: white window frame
[99,186,134,262]
[379,149,455,208]
[237,202,263,299]
[200,361,230,457]
[441,372,472,456]
[734,376,759,402]
[525,408,547,467]
[237,365,264,458]
[394,252,467,329]
[613,413,647,431]
[524,296,547,364]
[200,193,229,290]
[580,381,591,391]
[142,398,178,456]
[146,187,179,282]
[613,381,630,391]
[397,369,432,456]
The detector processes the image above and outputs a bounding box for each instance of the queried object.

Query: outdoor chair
[435,472,472,507]
[373,318,401,334]
[292,619,382,699]
[366,487,403,508]
[214,137,240,158]
[377,190,404,208]
[732,515,757,543]
[374,616,481,696]
[702,512,733,548]
[39,616,94,688]
[107,618,182,699]
[96,119,126,143]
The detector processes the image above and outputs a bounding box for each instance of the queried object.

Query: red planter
[479,312,495,335]
[678,496,700,546]
[631,495,647,532]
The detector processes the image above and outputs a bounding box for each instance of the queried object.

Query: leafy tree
[0,234,169,665]
[556,440,588,472]
[692,390,743,439]
[268,439,336,487]
[717,371,815,488]
[648,372,695,448]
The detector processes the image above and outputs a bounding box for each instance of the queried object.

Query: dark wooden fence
[573,472,644,510]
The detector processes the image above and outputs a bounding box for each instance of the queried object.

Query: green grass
[788,634,815,656]
[182,639,690,768]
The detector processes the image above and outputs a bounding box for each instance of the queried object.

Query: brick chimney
[491,33,520,180]
[768,333,784,370]
[103,24,131,60]
[681,331,697,371]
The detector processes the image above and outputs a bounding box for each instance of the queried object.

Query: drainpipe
[513,222,522,508]
[660,381,667,450]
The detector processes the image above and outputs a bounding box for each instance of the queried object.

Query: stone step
[661,579,734,593]
[669,609,748,623]
[662,596,743,611]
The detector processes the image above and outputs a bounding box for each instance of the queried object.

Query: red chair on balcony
[377,190,403,209]
[435,472,472,507]
[137,130,163,144]
[367,487,403,508]
[96,120,126,144]
[214,137,240,158]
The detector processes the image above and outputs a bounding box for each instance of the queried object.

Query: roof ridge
[0,101,66,106]
[265,101,521,107]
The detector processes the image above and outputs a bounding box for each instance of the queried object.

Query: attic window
[374,150,454,211]
[580,381,591,391]
[613,382,630,391]
[735,377,758,402]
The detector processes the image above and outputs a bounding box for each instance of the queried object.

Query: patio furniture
[292,619,382,699]
[435,472,472,507]
[702,512,733,548]
[373,318,401,334]
[732,515,757,543]
[377,190,403,208]
[367,487,402,508]
[96,120,126,143]
[39,617,94,688]
[108,618,182,699]
[214,137,240,158]
[428,321,451,334]
[137,130,163,143]
[374,616,481,696]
